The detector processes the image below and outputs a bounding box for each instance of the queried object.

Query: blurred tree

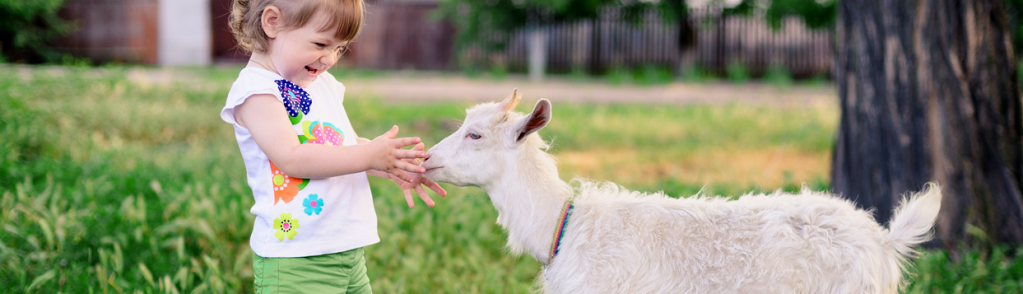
[831,0,1023,252]
[0,0,72,63]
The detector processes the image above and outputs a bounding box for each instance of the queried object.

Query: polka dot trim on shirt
[275,79,312,125]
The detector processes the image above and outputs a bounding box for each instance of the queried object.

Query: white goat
[422,90,942,294]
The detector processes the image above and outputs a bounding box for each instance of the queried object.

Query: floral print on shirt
[303,194,324,216]
[274,213,300,241]
[299,121,345,146]
[270,160,308,205]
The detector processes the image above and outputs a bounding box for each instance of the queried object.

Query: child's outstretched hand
[388,142,447,208]
[366,126,427,183]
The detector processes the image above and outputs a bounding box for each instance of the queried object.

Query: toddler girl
[219,0,446,292]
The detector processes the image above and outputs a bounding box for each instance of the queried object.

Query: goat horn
[502,88,522,112]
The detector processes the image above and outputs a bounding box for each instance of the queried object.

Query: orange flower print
[270,160,308,205]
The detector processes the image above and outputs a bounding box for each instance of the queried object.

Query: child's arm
[234,94,425,182]
[357,138,395,178]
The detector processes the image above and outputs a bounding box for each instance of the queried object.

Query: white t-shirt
[220,67,378,258]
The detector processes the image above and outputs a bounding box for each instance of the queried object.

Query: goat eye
[468,132,481,140]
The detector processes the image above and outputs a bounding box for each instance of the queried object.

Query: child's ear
[261,6,283,38]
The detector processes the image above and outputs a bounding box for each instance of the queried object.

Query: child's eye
[314,43,326,48]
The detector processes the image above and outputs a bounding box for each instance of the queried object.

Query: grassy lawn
[1,66,1021,293]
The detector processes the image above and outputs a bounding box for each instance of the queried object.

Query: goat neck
[482,145,573,263]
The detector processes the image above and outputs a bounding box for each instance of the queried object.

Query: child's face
[267,11,347,88]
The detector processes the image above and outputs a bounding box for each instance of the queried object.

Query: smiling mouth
[305,66,319,75]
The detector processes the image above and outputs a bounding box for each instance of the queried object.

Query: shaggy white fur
[422,90,942,294]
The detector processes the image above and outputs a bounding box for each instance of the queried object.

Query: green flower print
[273,213,300,241]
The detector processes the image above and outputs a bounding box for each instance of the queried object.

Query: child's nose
[321,53,337,66]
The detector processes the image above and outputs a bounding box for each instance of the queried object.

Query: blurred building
[52,0,450,67]
[208,0,456,68]
[56,0,209,65]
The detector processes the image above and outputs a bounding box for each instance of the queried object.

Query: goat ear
[512,99,552,143]
[500,88,522,112]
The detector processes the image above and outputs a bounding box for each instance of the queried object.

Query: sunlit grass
[1,66,1020,293]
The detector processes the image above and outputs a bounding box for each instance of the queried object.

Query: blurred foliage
[636,64,674,85]
[0,0,73,63]
[763,63,794,88]
[603,64,674,86]
[1007,0,1023,61]
[764,0,836,30]
[680,64,714,83]
[726,61,750,84]
[605,66,632,85]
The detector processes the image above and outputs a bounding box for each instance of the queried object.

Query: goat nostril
[422,157,429,162]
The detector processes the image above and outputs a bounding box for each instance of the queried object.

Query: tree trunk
[833,0,1023,251]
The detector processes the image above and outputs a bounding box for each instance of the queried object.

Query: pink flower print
[301,121,345,146]
[276,79,311,125]
[270,160,308,205]
[273,213,300,241]
[303,194,324,215]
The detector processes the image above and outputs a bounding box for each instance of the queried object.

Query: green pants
[253,248,372,294]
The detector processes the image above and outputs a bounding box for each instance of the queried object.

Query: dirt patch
[342,73,837,107]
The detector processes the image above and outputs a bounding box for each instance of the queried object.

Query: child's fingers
[382,125,399,139]
[411,142,425,152]
[390,169,413,183]
[388,174,415,189]
[401,180,417,189]
[403,188,415,208]
[390,137,421,149]
[395,158,426,174]
[424,178,447,197]
[394,149,428,160]
[415,185,435,207]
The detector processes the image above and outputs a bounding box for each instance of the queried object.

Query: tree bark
[833,0,1023,250]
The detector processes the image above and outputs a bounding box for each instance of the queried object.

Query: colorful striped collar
[548,201,575,264]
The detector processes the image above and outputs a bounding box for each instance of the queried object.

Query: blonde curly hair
[229,0,364,54]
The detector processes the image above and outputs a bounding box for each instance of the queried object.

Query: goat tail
[886,183,942,258]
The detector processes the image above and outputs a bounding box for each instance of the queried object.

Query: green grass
[907,247,1023,293]
[1,66,1021,293]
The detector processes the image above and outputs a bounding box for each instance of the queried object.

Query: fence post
[528,27,547,82]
